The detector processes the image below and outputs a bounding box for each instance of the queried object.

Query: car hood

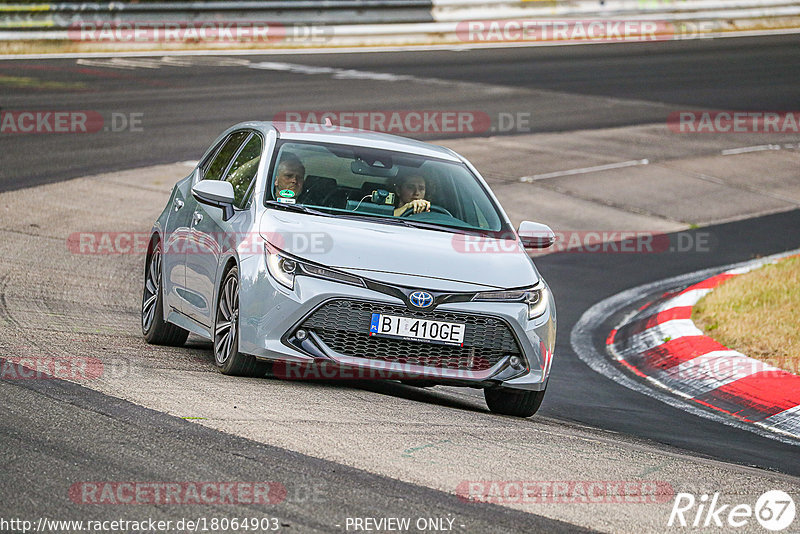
[259,209,539,291]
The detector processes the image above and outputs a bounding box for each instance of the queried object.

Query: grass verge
[693,255,799,376]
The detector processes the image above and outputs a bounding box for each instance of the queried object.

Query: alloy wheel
[142,248,161,332]
[215,274,239,365]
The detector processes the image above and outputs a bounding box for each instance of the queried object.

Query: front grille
[299,299,520,372]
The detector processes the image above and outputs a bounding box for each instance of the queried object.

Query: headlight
[296,262,364,287]
[265,244,364,290]
[473,283,548,320]
[265,248,296,289]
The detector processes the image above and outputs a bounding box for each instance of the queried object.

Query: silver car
[142,121,556,417]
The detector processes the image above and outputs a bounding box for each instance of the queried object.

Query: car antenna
[324,117,333,127]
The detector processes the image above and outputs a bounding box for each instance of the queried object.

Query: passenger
[274,153,306,200]
[393,171,430,216]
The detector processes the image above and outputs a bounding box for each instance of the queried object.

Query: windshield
[264,140,510,236]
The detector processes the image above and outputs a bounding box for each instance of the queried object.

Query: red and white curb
[608,256,800,439]
[571,248,800,445]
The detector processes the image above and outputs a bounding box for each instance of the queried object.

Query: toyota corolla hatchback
[142,121,556,417]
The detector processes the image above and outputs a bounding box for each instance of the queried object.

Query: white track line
[248,60,515,93]
[608,259,800,438]
[612,319,704,357]
[665,352,780,396]
[653,288,712,310]
[519,159,649,182]
[721,144,783,155]
[570,247,800,446]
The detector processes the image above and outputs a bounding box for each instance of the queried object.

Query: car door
[161,132,231,316]
[180,130,248,325]
[160,168,196,316]
[183,131,262,327]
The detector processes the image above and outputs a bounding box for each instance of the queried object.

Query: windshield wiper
[339,213,485,235]
[265,201,333,217]
[266,203,486,235]
[337,213,412,227]
[390,218,485,235]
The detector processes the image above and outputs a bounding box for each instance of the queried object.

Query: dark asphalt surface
[0,363,589,533]
[536,208,800,477]
[1,34,799,530]
[1,34,799,191]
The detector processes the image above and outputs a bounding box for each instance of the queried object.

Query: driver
[393,171,430,216]
[274,152,306,201]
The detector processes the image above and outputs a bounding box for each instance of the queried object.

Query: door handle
[173,198,184,211]
[192,212,203,225]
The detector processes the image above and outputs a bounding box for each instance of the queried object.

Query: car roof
[232,121,463,163]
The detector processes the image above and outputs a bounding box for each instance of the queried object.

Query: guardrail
[1,0,799,44]
[433,0,800,20]
[0,1,436,28]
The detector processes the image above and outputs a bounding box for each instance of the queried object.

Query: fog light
[296,329,308,341]
[509,356,524,370]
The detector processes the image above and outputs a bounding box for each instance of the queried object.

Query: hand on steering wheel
[399,202,452,217]
[397,199,430,216]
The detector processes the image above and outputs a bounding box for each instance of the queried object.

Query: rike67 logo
[668,490,795,531]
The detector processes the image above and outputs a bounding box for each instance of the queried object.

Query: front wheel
[484,385,546,417]
[214,266,269,377]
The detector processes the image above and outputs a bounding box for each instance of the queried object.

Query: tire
[142,240,189,346]
[214,266,269,377]
[484,385,547,417]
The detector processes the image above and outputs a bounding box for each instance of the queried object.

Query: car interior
[269,142,505,232]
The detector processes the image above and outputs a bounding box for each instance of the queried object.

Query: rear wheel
[484,385,546,417]
[214,266,269,377]
[142,240,189,346]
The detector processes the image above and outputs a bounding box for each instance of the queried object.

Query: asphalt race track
[1,372,583,533]
[2,34,799,191]
[1,34,799,532]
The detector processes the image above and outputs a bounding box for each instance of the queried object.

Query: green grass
[693,256,800,376]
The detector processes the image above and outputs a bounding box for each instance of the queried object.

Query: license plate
[369,313,465,346]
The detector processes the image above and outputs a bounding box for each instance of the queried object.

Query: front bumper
[237,254,555,391]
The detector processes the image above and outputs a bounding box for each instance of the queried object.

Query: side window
[204,131,248,181]
[198,139,225,176]
[472,200,490,228]
[223,134,263,208]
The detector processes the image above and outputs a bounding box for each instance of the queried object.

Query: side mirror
[192,180,236,221]
[518,221,555,249]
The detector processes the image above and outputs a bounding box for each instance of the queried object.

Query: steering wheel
[400,204,453,217]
